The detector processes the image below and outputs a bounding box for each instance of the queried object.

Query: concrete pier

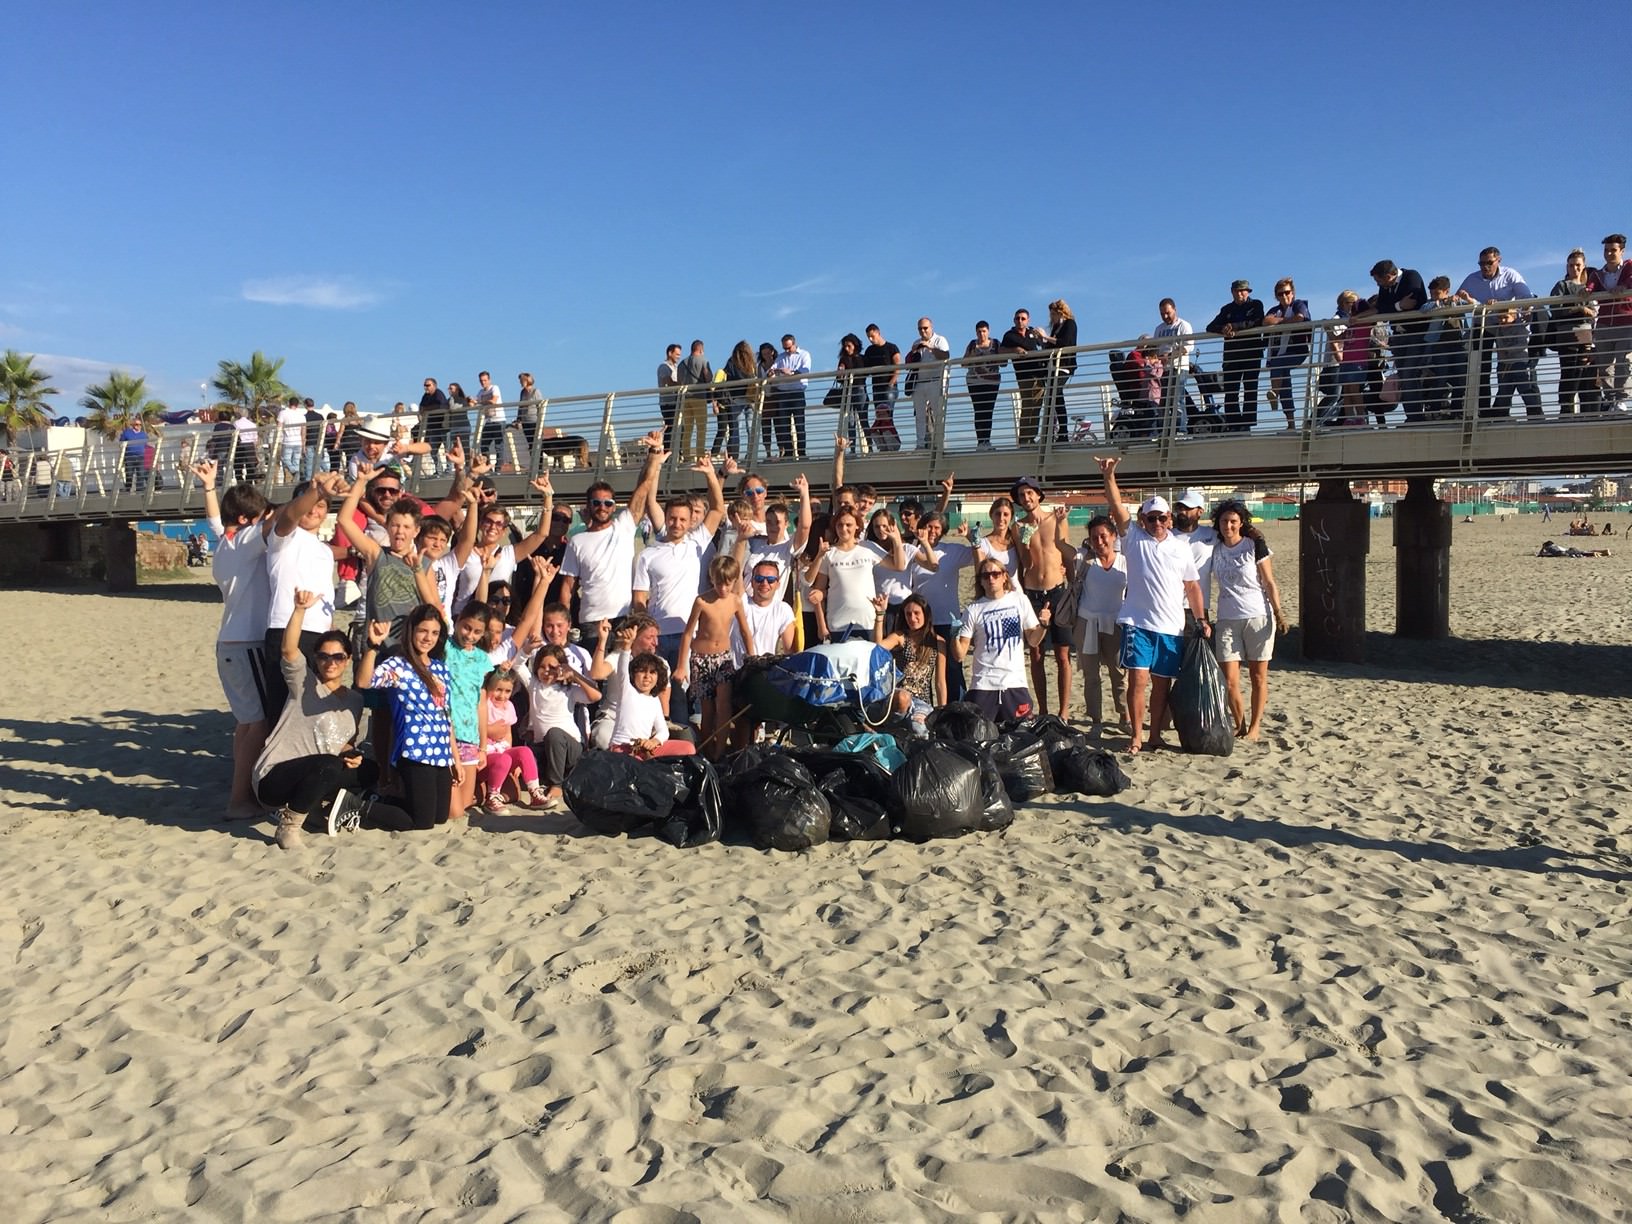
[1393,477,1452,639]
[1299,479,1369,663]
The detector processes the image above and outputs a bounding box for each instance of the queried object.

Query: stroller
[734,640,899,747]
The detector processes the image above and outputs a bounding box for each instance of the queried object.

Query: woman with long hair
[445,381,471,458]
[1038,299,1079,442]
[830,333,868,449]
[357,602,460,830]
[977,495,1021,582]
[811,507,905,642]
[754,342,779,459]
[873,591,945,734]
[1210,500,1286,741]
[1550,249,1601,415]
[714,340,757,461]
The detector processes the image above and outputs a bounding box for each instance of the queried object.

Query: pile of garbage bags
[561,703,1131,852]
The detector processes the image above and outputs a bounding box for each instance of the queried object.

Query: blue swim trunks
[1119,624,1183,679]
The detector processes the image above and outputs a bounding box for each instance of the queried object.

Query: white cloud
[16,354,148,414]
[241,275,383,310]
[741,274,839,299]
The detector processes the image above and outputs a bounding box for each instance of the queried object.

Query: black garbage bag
[993,732,1055,802]
[563,750,686,835]
[1004,713,1082,754]
[924,701,999,745]
[731,755,832,851]
[890,743,987,842]
[787,750,895,841]
[651,755,724,848]
[947,742,1015,832]
[1052,745,1130,797]
[1171,633,1236,757]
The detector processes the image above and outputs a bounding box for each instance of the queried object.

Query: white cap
[1177,488,1206,509]
[1140,495,1171,516]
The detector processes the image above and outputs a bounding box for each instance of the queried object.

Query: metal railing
[3,292,1628,522]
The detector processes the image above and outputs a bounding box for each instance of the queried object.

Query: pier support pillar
[1299,479,1369,662]
[1392,477,1451,639]
[104,521,138,592]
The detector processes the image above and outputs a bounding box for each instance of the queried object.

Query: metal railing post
[594,394,617,479]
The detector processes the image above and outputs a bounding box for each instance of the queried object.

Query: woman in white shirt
[976,496,1021,582]
[955,559,1050,723]
[812,508,905,642]
[1210,500,1286,742]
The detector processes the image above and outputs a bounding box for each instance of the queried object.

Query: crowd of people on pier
[13,236,1626,509]
[196,428,1285,849]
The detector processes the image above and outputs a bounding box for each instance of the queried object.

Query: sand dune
[2,517,1630,1221]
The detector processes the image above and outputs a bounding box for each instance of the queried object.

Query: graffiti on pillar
[1308,518,1342,638]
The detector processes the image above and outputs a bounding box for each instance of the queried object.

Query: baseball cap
[1011,475,1042,498]
[1176,488,1206,509]
[1139,495,1171,517]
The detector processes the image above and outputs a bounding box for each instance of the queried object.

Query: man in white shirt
[262,470,344,720]
[734,557,796,664]
[908,317,950,450]
[1453,246,1535,418]
[770,334,813,460]
[1098,457,1208,754]
[1171,487,1218,616]
[1154,298,1205,431]
[558,433,664,636]
[276,397,309,482]
[633,456,726,666]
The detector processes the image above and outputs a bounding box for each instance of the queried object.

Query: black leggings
[396,759,451,829]
[257,755,378,815]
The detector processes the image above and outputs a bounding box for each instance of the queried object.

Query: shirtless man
[1012,475,1076,719]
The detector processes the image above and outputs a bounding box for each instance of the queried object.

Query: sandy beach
[2,514,1630,1222]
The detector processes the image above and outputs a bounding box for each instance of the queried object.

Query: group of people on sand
[197,428,1287,850]
[1565,516,1614,537]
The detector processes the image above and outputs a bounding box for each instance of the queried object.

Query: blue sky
[8,2,1627,416]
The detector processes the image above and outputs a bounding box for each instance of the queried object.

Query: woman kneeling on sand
[1210,501,1286,741]
[253,591,409,850]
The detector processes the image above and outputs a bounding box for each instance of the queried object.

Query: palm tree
[80,370,170,438]
[0,349,60,444]
[212,351,296,421]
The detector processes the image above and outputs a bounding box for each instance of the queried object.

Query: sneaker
[976,440,994,452]
[274,807,304,851]
[484,792,509,814]
[526,786,550,809]
[1265,389,1279,408]
[326,788,367,836]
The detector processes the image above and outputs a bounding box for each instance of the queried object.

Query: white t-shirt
[1117,528,1199,636]
[486,626,520,670]
[867,539,914,605]
[733,598,794,665]
[817,543,883,635]
[522,668,592,739]
[977,537,1019,581]
[234,416,259,449]
[212,520,271,643]
[560,510,637,622]
[454,542,515,613]
[958,590,1038,692]
[277,406,307,447]
[1212,536,1271,620]
[609,688,668,748]
[266,525,335,631]
[1175,524,1219,612]
[632,536,706,634]
[911,539,975,623]
[1074,552,1128,649]
[430,551,481,620]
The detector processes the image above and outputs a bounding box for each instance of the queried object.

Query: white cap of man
[1176,489,1206,509]
[1139,495,1171,517]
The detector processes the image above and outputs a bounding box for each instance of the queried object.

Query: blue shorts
[1119,625,1183,679]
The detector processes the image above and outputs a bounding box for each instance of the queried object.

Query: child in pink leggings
[481,669,549,811]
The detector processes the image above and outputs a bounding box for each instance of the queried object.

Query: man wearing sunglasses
[558,431,665,637]
[1097,456,1208,755]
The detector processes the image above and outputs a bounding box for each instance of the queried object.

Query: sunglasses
[1146,513,1170,522]
[374,486,401,495]
[314,652,350,663]
[588,498,616,508]
[489,595,511,603]
[979,570,1006,579]
[745,486,766,495]
[750,574,779,584]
